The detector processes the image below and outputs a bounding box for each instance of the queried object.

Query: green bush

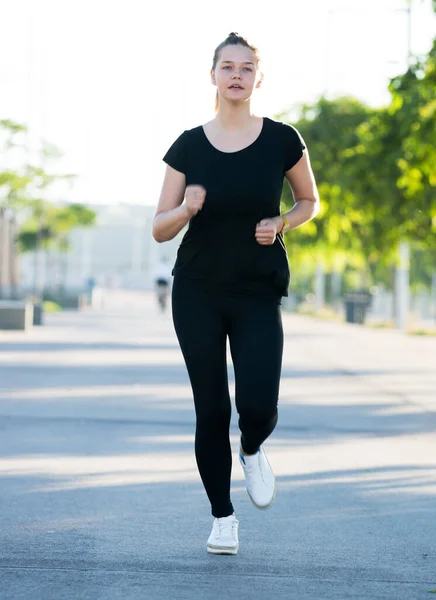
[43,301,62,313]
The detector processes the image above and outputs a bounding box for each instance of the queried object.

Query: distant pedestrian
[153,257,172,312]
[153,32,320,555]
[86,276,96,300]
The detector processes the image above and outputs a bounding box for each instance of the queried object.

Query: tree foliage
[0,119,97,295]
[278,29,436,292]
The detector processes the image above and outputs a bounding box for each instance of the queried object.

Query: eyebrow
[220,61,255,65]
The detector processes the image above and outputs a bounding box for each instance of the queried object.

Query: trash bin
[33,302,43,326]
[344,291,371,324]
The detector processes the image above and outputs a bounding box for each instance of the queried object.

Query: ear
[210,69,217,86]
[255,71,264,89]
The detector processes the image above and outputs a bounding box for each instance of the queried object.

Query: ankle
[240,445,259,457]
[215,512,235,519]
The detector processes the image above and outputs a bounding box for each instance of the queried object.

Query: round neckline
[200,117,266,155]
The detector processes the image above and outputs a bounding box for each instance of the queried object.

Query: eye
[222,66,231,70]
[244,67,253,72]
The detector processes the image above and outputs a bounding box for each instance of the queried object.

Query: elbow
[152,223,165,243]
[152,224,174,244]
[152,213,176,243]
[152,216,167,243]
[152,231,168,244]
[152,228,164,243]
[298,197,320,220]
[308,192,320,218]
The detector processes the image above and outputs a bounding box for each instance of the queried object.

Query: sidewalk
[0,291,435,600]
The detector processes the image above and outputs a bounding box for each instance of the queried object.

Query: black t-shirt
[162,117,305,298]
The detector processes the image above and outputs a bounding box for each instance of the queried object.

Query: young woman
[153,32,320,555]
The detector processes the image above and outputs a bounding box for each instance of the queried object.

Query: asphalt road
[0,290,435,600]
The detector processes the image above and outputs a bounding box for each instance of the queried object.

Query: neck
[215,102,256,131]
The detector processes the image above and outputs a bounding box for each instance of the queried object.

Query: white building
[18,203,181,292]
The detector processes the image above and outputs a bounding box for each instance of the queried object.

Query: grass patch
[408,328,436,336]
[43,301,62,313]
[294,306,436,335]
[296,304,343,322]
[367,321,395,329]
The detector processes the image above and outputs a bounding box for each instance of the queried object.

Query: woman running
[152,32,320,555]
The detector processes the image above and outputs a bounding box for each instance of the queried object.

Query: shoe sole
[207,544,239,555]
[247,483,276,510]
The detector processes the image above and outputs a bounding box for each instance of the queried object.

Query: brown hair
[211,32,261,112]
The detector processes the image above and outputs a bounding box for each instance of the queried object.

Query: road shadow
[0,342,180,352]
[0,437,435,592]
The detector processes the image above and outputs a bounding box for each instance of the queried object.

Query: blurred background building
[17,204,179,291]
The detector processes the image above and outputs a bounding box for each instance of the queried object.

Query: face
[211,44,262,105]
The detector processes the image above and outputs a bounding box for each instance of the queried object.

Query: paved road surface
[0,291,435,599]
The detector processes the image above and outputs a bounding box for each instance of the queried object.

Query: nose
[232,70,242,79]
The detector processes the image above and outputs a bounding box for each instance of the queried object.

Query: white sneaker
[207,514,239,555]
[239,445,276,509]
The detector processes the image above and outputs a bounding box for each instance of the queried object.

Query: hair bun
[228,32,239,37]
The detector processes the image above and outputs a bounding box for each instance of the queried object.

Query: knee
[239,405,278,428]
[195,401,231,429]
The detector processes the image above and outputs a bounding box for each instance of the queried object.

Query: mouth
[228,85,244,90]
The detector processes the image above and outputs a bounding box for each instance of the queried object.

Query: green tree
[278,37,436,300]
[18,203,96,293]
[1,119,96,297]
[278,96,377,293]
[389,39,436,247]
[0,121,31,211]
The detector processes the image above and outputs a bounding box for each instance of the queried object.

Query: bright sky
[1,0,435,207]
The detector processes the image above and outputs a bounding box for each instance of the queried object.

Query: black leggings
[172,276,283,518]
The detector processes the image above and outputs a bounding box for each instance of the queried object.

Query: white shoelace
[217,519,236,539]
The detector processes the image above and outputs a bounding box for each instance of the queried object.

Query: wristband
[280,213,290,234]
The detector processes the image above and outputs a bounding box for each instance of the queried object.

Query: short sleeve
[162,131,188,174]
[282,124,306,172]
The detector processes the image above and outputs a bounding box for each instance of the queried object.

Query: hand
[184,185,206,217]
[255,218,280,245]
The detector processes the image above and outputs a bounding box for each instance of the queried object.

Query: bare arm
[255,150,320,245]
[152,165,206,243]
[279,149,320,230]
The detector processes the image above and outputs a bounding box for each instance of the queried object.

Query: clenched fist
[184,185,206,218]
[255,218,280,245]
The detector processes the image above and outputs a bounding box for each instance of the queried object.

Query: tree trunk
[431,271,436,325]
[331,269,342,312]
[32,220,42,300]
[0,208,6,299]
[314,262,325,312]
[395,241,410,331]
[9,213,19,299]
